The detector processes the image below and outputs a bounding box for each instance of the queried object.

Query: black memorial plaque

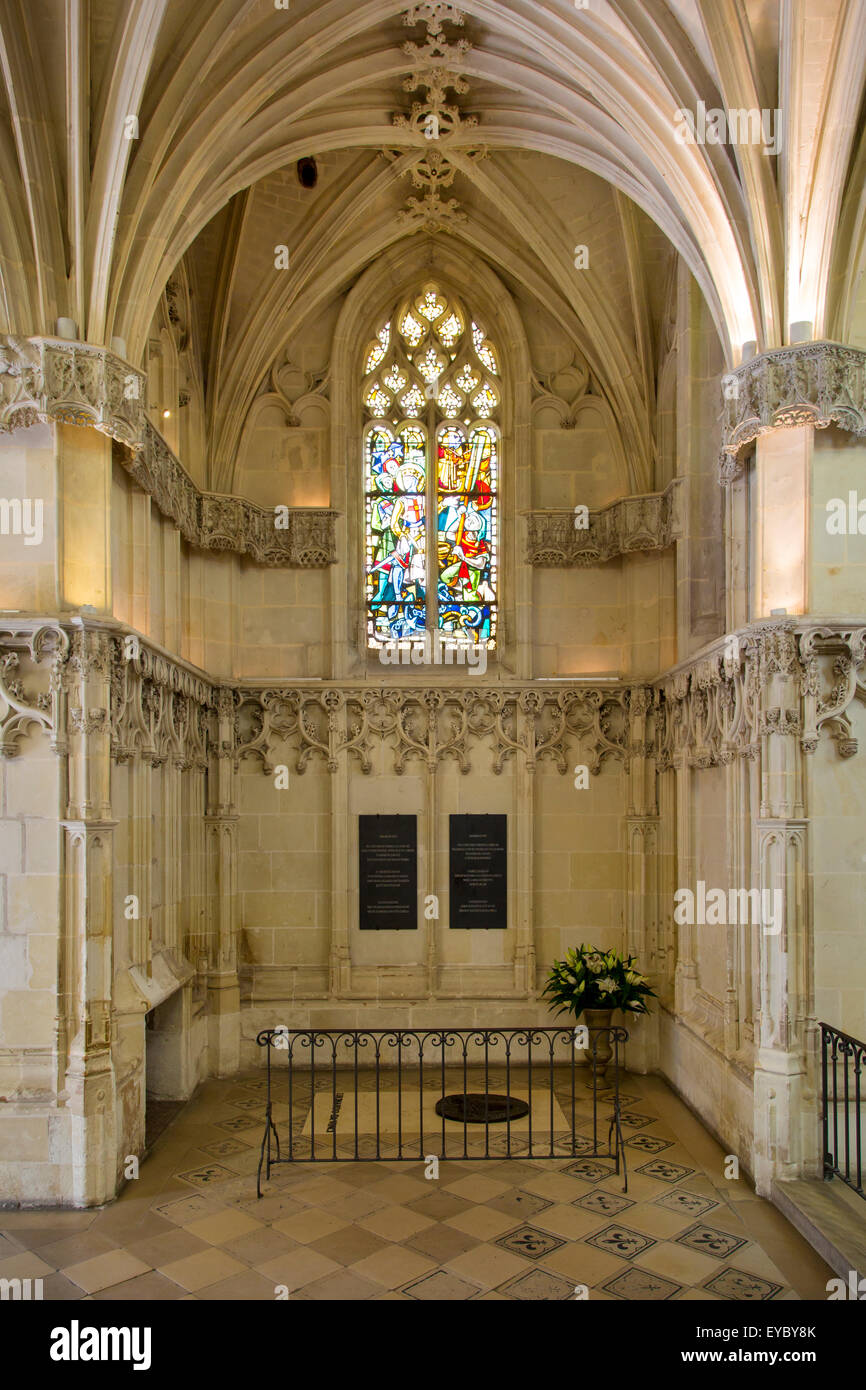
[359,814,417,930]
[449,814,507,929]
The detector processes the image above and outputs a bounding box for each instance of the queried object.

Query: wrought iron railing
[255,1026,628,1196]
[820,1022,865,1199]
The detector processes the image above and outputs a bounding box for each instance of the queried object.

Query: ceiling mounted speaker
[297,157,318,189]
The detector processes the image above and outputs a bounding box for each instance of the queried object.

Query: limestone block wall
[235,690,633,1064]
[0,727,63,1203]
[811,432,866,613]
[0,422,57,610]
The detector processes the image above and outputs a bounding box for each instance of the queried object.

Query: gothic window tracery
[363,283,499,649]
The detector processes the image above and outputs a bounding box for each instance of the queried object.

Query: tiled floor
[0,1071,833,1300]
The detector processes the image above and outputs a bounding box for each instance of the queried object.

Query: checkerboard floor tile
[0,1069,833,1301]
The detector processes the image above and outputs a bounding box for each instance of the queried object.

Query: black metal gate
[256,1026,628,1195]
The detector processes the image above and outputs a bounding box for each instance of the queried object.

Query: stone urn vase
[582,1008,614,1087]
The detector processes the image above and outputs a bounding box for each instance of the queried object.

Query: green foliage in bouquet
[542,944,657,1020]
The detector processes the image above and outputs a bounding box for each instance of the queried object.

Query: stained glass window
[364,285,499,650]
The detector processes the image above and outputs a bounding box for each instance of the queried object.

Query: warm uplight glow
[162,409,172,419]
[753,427,808,617]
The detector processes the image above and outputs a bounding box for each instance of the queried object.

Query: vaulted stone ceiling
[2,0,865,492]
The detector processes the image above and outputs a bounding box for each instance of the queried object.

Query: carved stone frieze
[526,480,682,567]
[719,342,866,483]
[0,336,338,568]
[198,493,337,566]
[3,619,865,771]
[233,684,634,778]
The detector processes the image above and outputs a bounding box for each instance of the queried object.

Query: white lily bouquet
[542,944,656,1020]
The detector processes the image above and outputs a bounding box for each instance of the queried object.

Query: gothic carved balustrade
[0,335,338,567]
[232,684,635,778]
[525,479,682,567]
[1,621,864,772]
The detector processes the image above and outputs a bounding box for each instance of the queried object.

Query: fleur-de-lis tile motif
[625,1134,673,1153]
[176,1163,238,1187]
[677,1224,748,1260]
[586,1224,655,1260]
[563,1159,617,1183]
[601,1268,681,1300]
[704,1268,783,1301]
[654,1189,717,1216]
[574,1190,634,1216]
[636,1160,694,1183]
[214,1115,260,1132]
[495,1225,565,1260]
[497,1269,576,1301]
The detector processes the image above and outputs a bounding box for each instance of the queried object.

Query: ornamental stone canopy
[719,341,866,483]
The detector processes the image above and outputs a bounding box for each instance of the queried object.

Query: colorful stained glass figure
[436,426,497,643]
[365,430,427,643]
[364,289,498,648]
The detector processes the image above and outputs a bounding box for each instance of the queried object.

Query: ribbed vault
[1,0,865,491]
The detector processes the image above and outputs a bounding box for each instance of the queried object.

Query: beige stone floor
[0,1070,834,1301]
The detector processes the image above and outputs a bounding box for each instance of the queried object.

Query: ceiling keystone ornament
[385,4,485,232]
[719,342,866,483]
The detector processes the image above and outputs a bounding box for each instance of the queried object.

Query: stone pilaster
[625,686,659,1069]
[205,686,240,1075]
[61,625,117,1204]
[751,623,816,1192]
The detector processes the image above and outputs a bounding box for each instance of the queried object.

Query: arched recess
[234,388,331,510]
[530,390,631,507]
[328,237,533,681]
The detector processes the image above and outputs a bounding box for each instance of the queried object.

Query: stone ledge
[771,1177,866,1283]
